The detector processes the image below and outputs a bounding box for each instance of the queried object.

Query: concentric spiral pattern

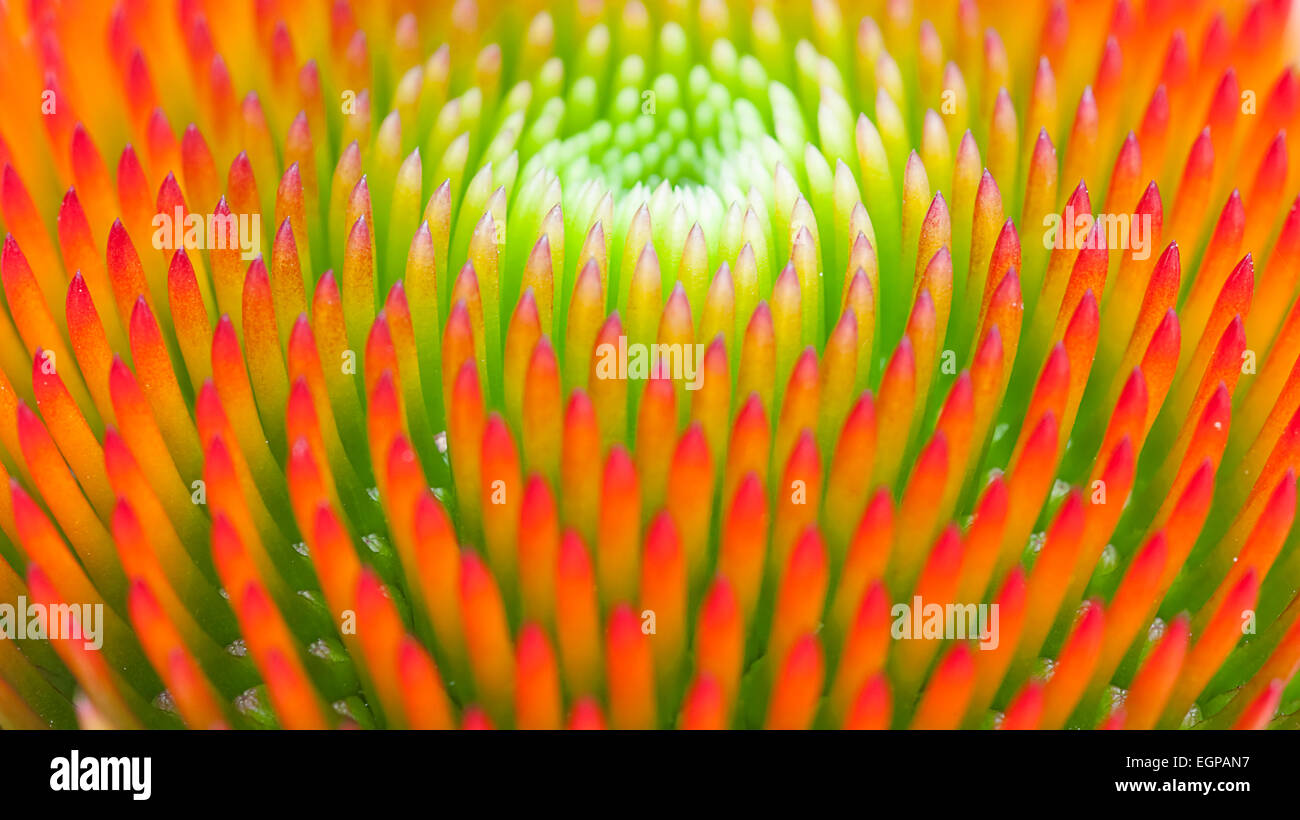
[0,0,1299,730]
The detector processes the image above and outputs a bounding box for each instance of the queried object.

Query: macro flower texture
[0,0,1299,733]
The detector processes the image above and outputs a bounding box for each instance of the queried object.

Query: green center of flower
[522,41,783,203]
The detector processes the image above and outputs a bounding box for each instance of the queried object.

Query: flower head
[0,0,1298,730]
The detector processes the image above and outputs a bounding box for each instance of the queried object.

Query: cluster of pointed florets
[0,0,1297,730]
